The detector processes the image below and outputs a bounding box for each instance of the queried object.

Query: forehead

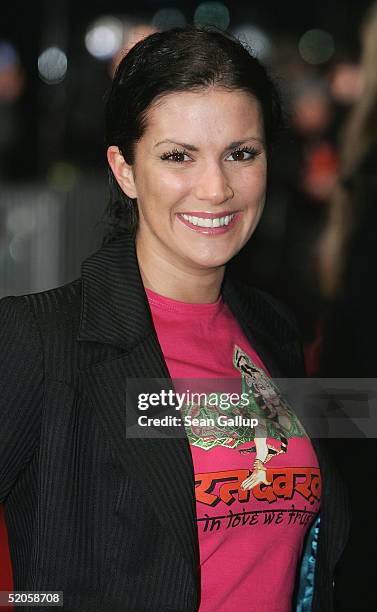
[143,87,264,143]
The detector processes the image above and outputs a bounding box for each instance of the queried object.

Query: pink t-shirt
[145,287,321,612]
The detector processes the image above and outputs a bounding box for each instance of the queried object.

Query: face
[113,87,267,274]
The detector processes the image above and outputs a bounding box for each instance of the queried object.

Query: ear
[107,146,138,199]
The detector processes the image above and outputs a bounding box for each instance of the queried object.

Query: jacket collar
[77,231,155,350]
[77,231,292,377]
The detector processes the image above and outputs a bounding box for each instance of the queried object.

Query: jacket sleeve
[0,295,44,503]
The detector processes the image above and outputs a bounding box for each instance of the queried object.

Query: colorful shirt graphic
[146,288,321,612]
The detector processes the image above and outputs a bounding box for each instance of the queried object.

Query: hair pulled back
[103,25,283,244]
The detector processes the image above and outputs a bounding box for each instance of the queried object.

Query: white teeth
[181,213,235,228]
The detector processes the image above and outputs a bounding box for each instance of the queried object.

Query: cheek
[242,182,266,213]
[145,168,190,199]
[137,172,189,224]
[240,164,267,200]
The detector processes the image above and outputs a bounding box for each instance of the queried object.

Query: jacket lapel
[77,233,200,591]
[222,274,283,378]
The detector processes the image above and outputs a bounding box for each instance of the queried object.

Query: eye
[160,145,261,164]
[226,146,260,162]
[160,148,191,163]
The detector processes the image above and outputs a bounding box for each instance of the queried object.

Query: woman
[0,26,349,611]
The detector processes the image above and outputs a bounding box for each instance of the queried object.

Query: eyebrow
[153,137,264,150]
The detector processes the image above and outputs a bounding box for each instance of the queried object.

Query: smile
[176,212,240,234]
[181,213,235,227]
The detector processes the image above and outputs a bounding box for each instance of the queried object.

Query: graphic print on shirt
[181,344,321,534]
[144,290,321,610]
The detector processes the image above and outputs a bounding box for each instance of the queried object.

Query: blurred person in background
[0,24,350,612]
[318,2,377,365]
[316,2,377,609]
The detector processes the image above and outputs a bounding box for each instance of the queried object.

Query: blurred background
[1,1,377,608]
[0,1,370,343]
[0,1,372,342]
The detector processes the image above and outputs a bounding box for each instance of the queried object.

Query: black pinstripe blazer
[0,231,350,612]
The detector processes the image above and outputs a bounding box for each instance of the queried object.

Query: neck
[136,238,225,304]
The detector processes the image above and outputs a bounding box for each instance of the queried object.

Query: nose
[194,160,234,205]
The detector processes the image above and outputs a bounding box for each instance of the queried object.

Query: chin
[177,234,248,268]
[187,250,233,270]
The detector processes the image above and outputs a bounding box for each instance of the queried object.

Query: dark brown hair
[103,24,283,244]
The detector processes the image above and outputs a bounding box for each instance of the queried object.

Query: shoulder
[1,278,82,336]
[24,277,82,315]
[0,279,84,380]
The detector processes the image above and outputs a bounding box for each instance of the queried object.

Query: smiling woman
[0,24,349,612]
[107,87,267,300]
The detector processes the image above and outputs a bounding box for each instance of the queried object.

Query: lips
[176,211,241,234]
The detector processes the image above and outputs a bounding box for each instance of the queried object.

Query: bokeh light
[329,62,362,104]
[8,234,29,263]
[151,8,186,30]
[111,24,157,75]
[47,162,80,192]
[0,41,18,71]
[303,142,338,202]
[85,16,123,60]
[232,24,271,60]
[6,204,36,235]
[0,40,24,101]
[38,47,67,84]
[292,89,332,136]
[194,2,230,31]
[298,29,335,65]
